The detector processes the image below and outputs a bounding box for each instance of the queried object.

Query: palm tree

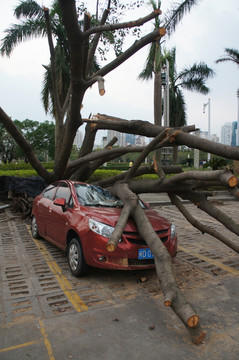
[138,0,163,126]
[1,0,100,160]
[165,48,214,127]
[138,0,200,164]
[162,47,214,163]
[1,1,70,114]
[216,48,239,67]
[1,0,71,159]
[138,0,200,126]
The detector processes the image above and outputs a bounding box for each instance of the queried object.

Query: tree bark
[169,194,239,254]
[109,182,205,344]
[88,115,239,161]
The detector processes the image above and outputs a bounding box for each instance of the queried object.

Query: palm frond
[0,20,47,56]
[41,65,52,115]
[169,88,186,127]
[138,42,156,80]
[216,48,239,66]
[164,0,199,37]
[178,62,215,80]
[14,0,44,20]
[175,62,215,94]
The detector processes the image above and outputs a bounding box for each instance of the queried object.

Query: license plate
[138,248,154,260]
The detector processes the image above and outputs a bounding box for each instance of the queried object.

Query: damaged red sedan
[31,180,177,276]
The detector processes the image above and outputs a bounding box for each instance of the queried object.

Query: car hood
[82,206,171,232]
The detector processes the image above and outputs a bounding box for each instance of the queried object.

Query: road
[0,197,239,359]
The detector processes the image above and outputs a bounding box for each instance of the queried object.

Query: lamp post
[203,98,211,161]
[163,59,170,127]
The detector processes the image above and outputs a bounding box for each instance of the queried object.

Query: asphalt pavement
[0,192,239,359]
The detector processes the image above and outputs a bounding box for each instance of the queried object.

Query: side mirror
[53,198,66,211]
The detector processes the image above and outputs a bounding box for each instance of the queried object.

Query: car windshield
[74,184,123,207]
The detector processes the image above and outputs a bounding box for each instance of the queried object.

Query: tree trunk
[109,182,205,344]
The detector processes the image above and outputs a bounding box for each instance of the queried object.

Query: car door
[37,183,58,236]
[45,182,72,249]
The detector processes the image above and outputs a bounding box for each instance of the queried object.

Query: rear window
[42,184,57,200]
[54,182,71,205]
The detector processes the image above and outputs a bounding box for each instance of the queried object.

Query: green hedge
[88,169,122,182]
[0,161,54,171]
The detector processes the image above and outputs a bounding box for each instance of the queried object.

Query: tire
[68,237,88,277]
[31,216,40,239]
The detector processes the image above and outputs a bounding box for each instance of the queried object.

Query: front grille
[124,230,169,245]
[128,259,155,266]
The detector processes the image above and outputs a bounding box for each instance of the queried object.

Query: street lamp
[203,98,211,161]
[162,59,170,127]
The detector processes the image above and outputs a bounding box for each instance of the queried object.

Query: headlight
[170,223,176,240]
[89,219,114,238]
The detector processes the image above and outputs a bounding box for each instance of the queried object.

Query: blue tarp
[0,176,47,197]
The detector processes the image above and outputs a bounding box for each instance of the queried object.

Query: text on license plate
[138,248,154,259]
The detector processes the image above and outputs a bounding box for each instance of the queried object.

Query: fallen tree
[101,149,239,344]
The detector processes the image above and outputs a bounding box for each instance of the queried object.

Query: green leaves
[216,48,239,67]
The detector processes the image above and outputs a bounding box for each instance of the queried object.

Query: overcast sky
[0,0,238,143]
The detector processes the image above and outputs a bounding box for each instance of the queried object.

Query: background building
[231,121,237,146]
[73,130,83,148]
[107,130,126,147]
[221,122,234,146]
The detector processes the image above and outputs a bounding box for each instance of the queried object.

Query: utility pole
[163,60,170,127]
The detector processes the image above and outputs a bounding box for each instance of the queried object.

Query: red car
[31,180,177,276]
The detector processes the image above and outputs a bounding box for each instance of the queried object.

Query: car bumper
[82,231,177,270]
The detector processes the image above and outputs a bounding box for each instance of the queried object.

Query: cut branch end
[106,243,116,252]
[187,314,199,328]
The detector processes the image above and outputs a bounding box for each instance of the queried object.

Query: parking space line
[39,320,55,360]
[179,246,239,276]
[0,340,40,354]
[27,228,88,312]
[0,322,55,359]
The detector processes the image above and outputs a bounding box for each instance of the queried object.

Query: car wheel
[68,237,88,277]
[31,216,40,239]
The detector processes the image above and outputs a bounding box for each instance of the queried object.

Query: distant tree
[2,119,55,163]
[34,121,55,160]
[0,123,17,163]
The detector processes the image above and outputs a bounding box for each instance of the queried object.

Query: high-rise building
[73,130,83,148]
[125,133,135,146]
[231,121,237,146]
[107,130,125,147]
[221,122,233,146]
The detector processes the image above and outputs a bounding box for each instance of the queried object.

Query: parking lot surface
[1,196,239,359]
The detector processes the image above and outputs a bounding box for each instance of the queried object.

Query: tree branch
[85,115,239,161]
[94,165,183,187]
[83,9,162,38]
[169,194,239,254]
[86,28,165,85]
[187,192,239,237]
[109,182,205,344]
[87,7,110,73]
[125,128,169,180]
